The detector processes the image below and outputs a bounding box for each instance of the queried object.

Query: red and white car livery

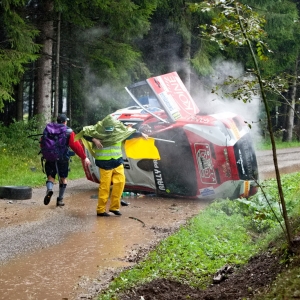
[83,72,258,200]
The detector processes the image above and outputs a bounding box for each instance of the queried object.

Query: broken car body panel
[83,72,258,200]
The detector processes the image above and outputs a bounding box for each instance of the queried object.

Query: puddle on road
[0,192,208,300]
[0,219,141,300]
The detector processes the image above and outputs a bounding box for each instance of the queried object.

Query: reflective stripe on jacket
[94,142,122,161]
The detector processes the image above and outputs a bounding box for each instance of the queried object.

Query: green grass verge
[257,139,300,150]
[97,172,300,300]
[0,152,85,187]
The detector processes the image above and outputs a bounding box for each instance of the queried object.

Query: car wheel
[0,186,32,200]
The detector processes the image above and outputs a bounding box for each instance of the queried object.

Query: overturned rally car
[83,72,258,200]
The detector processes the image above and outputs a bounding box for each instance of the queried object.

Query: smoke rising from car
[82,69,131,123]
[191,59,263,147]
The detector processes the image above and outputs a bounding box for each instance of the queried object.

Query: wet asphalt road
[0,147,300,300]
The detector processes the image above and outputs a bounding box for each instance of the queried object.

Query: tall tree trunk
[54,11,61,117]
[67,83,71,126]
[0,101,16,125]
[181,32,191,91]
[285,55,298,142]
[58,74,63,113]
[278,99,287,137]
[16,80,24,121]
[28,64,34,119]
[67,64,72,126]
[178,3,191,91]
[34,0,54,124]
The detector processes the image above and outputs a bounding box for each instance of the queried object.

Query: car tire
[0,186,32,200]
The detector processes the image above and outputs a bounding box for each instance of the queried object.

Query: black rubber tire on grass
[0,186,32,200]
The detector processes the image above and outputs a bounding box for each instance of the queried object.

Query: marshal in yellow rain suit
[75,115,159,216]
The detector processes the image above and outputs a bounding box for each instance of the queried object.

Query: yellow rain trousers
[97,164,125,214]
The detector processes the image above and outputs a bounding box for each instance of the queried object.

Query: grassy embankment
[95,170,300,299]
[1,120,300,299]
[95,138,300,299]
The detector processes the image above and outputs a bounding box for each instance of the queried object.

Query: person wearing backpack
[43,114,91,207]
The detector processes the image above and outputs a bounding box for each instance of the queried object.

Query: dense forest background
[1,0,300,140]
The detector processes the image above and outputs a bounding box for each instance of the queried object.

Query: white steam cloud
[191,59,263,147]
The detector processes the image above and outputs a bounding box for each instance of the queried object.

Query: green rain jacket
[74,115,136,149]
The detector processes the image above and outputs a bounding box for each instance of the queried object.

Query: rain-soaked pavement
[1,147,300,300]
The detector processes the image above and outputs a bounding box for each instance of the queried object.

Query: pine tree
[0,0,39,117]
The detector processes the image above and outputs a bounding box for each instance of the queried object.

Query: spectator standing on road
[76,115,148,217]
[43,114,91,207]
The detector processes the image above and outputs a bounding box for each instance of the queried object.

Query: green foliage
[244,0,300,76]
[57,0,157,122]
[60,0,159,37]
[0,118,40,154]
[192,1,268,52]
[189,0,300,121]
[100,0,158,40]
[215,172,300,234]
[191,45,215,76]
[0,118,42,186]
[0,0,40,111]
[88,39,145,84]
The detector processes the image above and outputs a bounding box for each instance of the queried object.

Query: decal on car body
[195,143,217,184]
[199,187,215,197]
